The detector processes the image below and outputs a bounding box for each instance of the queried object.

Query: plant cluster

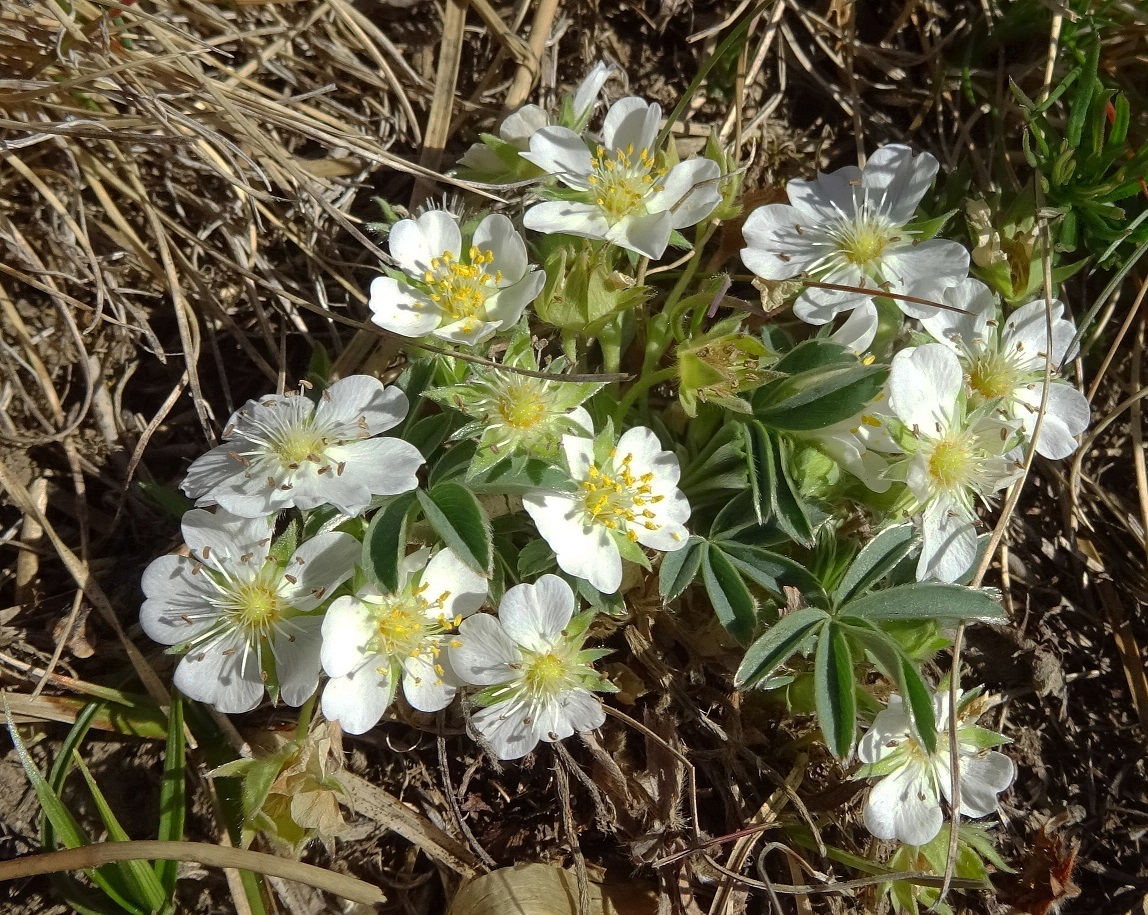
[134,63,1094,909]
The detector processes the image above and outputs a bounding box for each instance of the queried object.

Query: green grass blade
[155,694,186,902]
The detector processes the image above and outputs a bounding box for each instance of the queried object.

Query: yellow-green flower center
[271,424,329,467]
[231,582,285,634]
[578,451,663,541]
[523,651,568,694]
[496,378,549,430]
[927,436,975,490]
[587,143,667,222]
[839,216,895,266]
[366,585,454,661]
[424,246,503,331]
[968,352,1020,401]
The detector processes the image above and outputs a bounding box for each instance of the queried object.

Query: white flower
[740,144,969,327]
[369,211,545,346]
[858,689,1015,847]
[801,407,899,493]
[320,548,488,735]
[887,344,1022,582]
[919,279,1090,460]
[449,575,611,760]
[182,376,422,519]
[522,425,691,593]
[522,96,722,259]
[140,509,358,713]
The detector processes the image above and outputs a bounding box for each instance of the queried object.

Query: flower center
[522,650,574,698]
[229,582,285,634]
[587,144,667,222]
[968,352,1020,401]
[926,436,976,490]
[270,424,329,467]
[837,214,896,266]
[424,247,503,324]
[578,451,661,540]
[366,586,453,660]
[496,378,549,430]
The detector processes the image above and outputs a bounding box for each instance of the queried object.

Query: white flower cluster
[741,146,1089,582]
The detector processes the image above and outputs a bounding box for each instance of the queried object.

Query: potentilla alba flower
[858,688,1015,847]
[369,211,544,346]
[919,278,1090,460]
[522,424,691,593]
[141,509,358,713]
[522,96,722,259]
[887,344,1022,582]
[458,61,616,177]
[740,144,969,328]
[182,375,422,519]
[320,548,488,735]
[427,333,601,474]
[449,575,613,760]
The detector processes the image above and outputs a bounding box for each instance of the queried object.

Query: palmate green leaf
[843,620,937,755]
[755,363,888,431]
[155,695,186,900]
[769,434,815,546]
[744,419,815,543]
[659,535,704,602]
[843,582,1007,623]
[362,491,417,592]
[418,483,493,576]
[834,523,916,606]
[73,752,169,914]
[814,622,857,759]
[735,607,828,689]
[702,544,757,645]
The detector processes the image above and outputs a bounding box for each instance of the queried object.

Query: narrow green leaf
[771,339,854,374]
[843,621,937,755]
[73,752,168,913]
[659,535,704,602]
[756,364,889,431]
[769,435,815,546]
[466,457,576,495]
[362,492,417,592]
[843,582,1007,623]
[814,623,857,759]
[702,544,758,645]
[720,542,828,606]
[742,420,769,525]
[735,607,828,689]
[155,695,186,898]
[404,412,453,461]
[418,483,493,575]
[834,523,916,606]
[1066,42,1099,149]
[396,358,438,436]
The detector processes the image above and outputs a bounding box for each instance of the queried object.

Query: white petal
[1003,299,1078,367]
[602,97,659,153]
[881,240,970,313]
[948,750,1015,817]
[174,630,264,714]
[888,344,961,434]
[328,437,424,507]
[740,204,824,280]
[320,375,409,437]
[917,500,977,583]
[645,158,721,226]
[402,653,458,712]
[561,434,595,478]
[180,447,270,517]
[499,104,549,146]
[862,145,939,225]
[320,596,375,678]
[422,548,488,620]
[472,697,538,760]
[369,277,442,338]
[482,270,545,330]
[571,62,615,121]
[434,318,500,347]
[864,761,943,846]
[390,211,461,276]
[616,426,677,482]
[473,213,528,283]
[321,662,396,735]
[279,532,358,611]
[181,509,273,564]
[272,615,323,706]
[788,167,863,222]
[607,211,673,259]
[523,200,609,240]
[498,575,574,651]
[451,614,521,686]
[919,277,993,352]
[139,555,220,645]
[1017,383,1089,459]
[522,127,593,187]
[830,300,880,353]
